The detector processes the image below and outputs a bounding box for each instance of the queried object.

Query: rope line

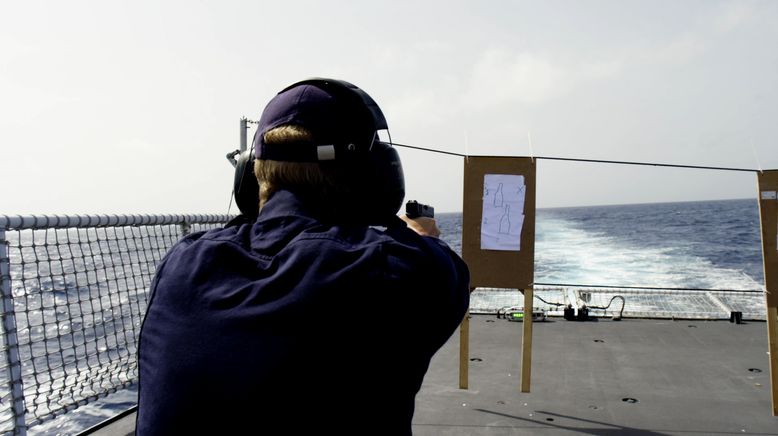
[391,143,761,173]
[392,142,467,158]
[532,155,759,173]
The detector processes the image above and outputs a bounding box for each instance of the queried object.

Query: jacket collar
[257,189,319,222]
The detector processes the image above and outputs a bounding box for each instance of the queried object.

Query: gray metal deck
[86,316,777,435]
[414,316,777,435]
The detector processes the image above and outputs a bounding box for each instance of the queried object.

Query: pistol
[405,200,434,219]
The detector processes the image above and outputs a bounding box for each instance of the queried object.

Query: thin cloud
[712,2,757,33]
[465,49,623,107]
[467,50,567,106]
[647,32,707,65]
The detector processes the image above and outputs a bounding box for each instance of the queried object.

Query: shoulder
[153,224,257,280]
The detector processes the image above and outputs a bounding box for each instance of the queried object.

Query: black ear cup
[353,142,405,225]
[233,151,259,219]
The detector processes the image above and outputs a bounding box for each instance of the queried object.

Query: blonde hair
[253,125,344,211]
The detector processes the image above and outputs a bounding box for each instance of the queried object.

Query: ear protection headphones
[233,78,405,225]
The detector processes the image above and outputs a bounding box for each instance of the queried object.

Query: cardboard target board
[757,169,778,416]
[462,156,536,289]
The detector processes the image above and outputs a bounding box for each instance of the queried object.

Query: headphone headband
[278,78,388,131]
[254,78,388,162]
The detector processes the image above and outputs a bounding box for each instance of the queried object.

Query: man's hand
[400,215,441,238]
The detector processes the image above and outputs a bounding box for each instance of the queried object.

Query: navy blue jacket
[137,190,470,435]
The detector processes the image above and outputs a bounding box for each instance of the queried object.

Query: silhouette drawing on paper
[481,174,526,251]
[498,205,511,234]
[494,183,504,207]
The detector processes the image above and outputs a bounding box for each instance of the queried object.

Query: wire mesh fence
[0,215,231,435]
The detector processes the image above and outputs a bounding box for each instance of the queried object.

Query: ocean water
[438,198,764,291]
[24,198,766,434]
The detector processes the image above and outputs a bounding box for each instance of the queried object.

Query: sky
[1,0,776,214]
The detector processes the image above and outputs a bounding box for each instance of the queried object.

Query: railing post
[458,307,470,389]
[240,117,248,152]
[520,286,533,393]
[179,221,191,237]
[0,230,27,435]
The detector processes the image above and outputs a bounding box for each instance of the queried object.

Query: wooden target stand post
[459,156,536,391]
[757,170,778,416]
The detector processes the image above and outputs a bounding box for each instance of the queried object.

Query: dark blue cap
[253,78,387,162]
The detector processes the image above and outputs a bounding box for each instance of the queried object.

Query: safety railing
[0,214,231,435]
[469,285,765,320]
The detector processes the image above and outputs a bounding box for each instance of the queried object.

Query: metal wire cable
[533,294,566,307]
[585,295,626,319]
